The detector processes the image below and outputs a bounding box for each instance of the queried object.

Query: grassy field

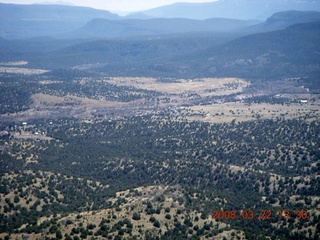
[2,74,318,123]
[106,77,320,123]
[106,77,249,97]
[183,98,320,123]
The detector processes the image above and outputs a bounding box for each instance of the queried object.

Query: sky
[0,0,219,13]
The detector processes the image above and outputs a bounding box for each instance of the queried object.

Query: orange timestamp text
[212,209,309,220]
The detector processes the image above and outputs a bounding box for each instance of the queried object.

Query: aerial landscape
[0,0,320,239]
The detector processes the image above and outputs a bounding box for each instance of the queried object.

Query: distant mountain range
[0,3,119,22]
[57,10,320,39]
[92,21,319,81]
[0,3,119,39]
[34,1,75,6]
[62,18,258,39]
[1,19,317,82]
[1,2,320,39]
[137,0,320,20]
[0,3,319,87]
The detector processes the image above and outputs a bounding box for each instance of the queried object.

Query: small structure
[22,122,27,131]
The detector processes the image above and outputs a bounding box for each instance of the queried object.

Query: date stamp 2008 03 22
[212,209,309,221]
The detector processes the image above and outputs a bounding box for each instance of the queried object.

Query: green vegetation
[1,115,319,239]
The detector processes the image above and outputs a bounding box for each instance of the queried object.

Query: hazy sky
[0,0,219,13]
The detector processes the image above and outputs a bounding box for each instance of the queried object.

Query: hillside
[173,21,320,80]
[0,31,241,69]
[247,10,320,33]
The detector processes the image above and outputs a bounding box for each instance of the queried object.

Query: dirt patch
[0,61,28,66]
[0,67,50,75]
[12,131,53,141]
